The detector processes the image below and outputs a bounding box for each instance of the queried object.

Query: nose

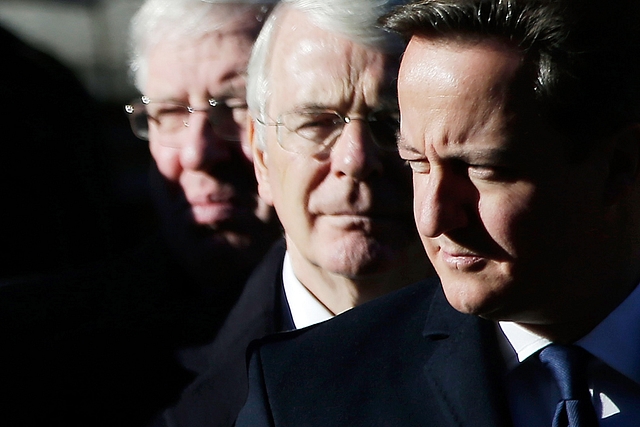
[178,113,232,170]
[329,119,384,180]
[414,165,474,238]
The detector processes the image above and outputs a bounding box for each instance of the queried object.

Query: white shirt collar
[282,251,334,329]
[499,282,640,385]
[498,321,551,367]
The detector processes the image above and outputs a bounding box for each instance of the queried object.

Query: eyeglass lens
[125,99,247,145]
[278,110,399,155]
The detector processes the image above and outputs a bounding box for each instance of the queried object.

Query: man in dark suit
[157,0,435,425]
[236,0,640,426]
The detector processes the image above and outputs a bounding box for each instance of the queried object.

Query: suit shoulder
[251,278,440,358]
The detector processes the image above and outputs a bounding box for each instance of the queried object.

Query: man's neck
[517,277,640,343]
[285,237,430,314]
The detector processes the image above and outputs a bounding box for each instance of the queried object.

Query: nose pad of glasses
[183,113,215,134]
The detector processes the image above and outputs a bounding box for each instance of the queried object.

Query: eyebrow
[292,103,332,112]
[396,134,517,164]
[155,91,244,106]
[396,135,422,156]
[470,147,515,162]
[284,98,399,116]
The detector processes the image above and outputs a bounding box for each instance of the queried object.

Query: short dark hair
[383,0,640,150]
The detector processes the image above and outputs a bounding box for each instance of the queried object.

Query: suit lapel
[163,240,287,427]
[421,287,513,427]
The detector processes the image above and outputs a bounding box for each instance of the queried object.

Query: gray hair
[247,0,407,149]
[129,0,277,92]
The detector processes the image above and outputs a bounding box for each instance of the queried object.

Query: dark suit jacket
[236,278,514,427]
[151,239,290,427]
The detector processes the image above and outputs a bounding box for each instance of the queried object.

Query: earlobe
[604,124,640,205]
[249,119,274,206]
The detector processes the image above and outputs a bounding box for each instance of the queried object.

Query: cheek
[268,155,308,223]
[149,141,181,182]
[270,156,328,243]
[477,185,536,257]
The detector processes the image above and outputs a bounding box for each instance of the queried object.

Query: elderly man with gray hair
[245,0,431,321]
[126,0,281,304]
[124,0,282,425]
[164,0,433,425]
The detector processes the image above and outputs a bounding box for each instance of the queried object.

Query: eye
[148,104,187,125]
[286,112,343,142]
[405,159,430,174]
[468,164,516,182]
[213,99,248,125]
[222,98,247,109]
[370,109,400,126]
[369,110,400,149]
[296,112,341,130]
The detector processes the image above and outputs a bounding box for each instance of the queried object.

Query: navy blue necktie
[539,344,599,427]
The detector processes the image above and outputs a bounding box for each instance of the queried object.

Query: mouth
[322,209,403,220]
[190,200,238,226]
[438,246,487,271]
[317,210,412,233]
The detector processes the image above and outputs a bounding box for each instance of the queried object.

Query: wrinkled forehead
[153,4,265,46]
[268,10,398,113]
[145,31,254,99]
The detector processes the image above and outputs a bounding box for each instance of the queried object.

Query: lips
[190,201,236,225]
[186,190,242,226]
[437,243,486,271]
[316,201,409,219]
[320,210,406,223]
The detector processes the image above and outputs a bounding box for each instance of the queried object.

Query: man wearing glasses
[143,1,434,425]
[237,0,640,426]
[245,0,432,333]
[126,0,281,301]
[123,0,281,425]
[2,1,282,426]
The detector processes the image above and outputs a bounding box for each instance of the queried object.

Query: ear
[604,124,640,205]
[249,117,275,206]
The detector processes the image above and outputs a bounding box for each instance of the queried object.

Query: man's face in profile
[398,36,612,325]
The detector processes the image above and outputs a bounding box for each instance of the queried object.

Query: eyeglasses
[124,96,248,146]
[255,109,400,156]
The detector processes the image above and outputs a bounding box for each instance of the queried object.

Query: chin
[439,276,500,317]
[325,245,399,278]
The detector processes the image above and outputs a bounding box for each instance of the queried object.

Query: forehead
[268,9,396,112]
[398,36,526,155]
[145,26,256,99]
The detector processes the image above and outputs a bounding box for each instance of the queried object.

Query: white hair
[246,0,406,149]
[129,0,277,92]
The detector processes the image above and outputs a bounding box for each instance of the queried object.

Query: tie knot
[539,344,592,401]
